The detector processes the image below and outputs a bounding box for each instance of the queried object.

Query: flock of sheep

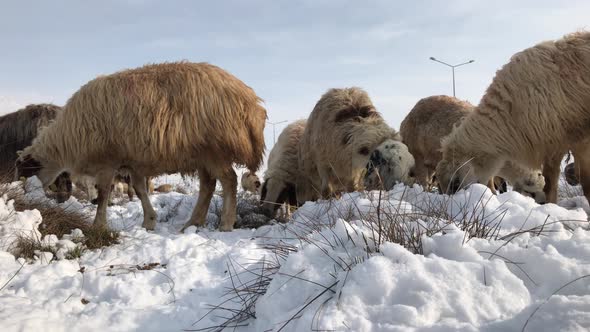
[1,30,589,232]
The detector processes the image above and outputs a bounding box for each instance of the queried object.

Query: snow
[0,173,589,332]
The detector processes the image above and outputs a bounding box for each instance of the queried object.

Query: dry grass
[0,172,119,260]
[356,187,507,254]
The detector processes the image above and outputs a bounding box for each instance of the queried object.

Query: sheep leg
[318,167,335,199]
[124,176,135,201]
[572,145,590,205]
[486,178,498,194]
[218,168,238,231]
[542,154,563,203]
[413,159,430,189]
[182,168,216,231]
[146,176,154,194]
[107,184,115,206]
[94,170,115,228]
[130,172,157,230]
[260,179,285,217]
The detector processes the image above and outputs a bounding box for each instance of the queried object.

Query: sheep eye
[358,147,370,155]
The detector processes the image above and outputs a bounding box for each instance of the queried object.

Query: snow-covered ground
[0,174,589,332]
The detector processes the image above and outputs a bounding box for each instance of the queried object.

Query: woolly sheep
[260,119,307,217]
[400,95,545,203]
[241,171,261,193]
[0,104,72,202]
[298,87,412,199]
[17,62,267,231]
[436,31,590,204]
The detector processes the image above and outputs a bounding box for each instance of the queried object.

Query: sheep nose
[369,149,384,166]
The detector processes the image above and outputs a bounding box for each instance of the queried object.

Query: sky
[0,0,589,155]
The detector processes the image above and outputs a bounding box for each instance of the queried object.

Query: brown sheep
[155,183,173,193]
[0,104,61,176]
[17,62,267,231]
[435,31,590,204]
[261,119,307,217]
[400,95,545,202]
[241,171,261,193]
[298,87,408,199]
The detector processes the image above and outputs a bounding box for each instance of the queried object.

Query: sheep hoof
[143,223,156,231]
[219,224,234,232]
[180,221,198,233]
[142,216,157,231]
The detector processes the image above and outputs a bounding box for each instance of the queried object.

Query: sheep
[400,95,546,203]
[260,119,307,217]
[435,31,590,204]
[155,183,173,193]
[0,104,61,177]
[298,87,412,200]
[0,104,73,202]
[16,62,267,231]
[71,174,98,202]
[241,171,261,193]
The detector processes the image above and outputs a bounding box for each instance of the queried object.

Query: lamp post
[267,120,288,145]
[429,57,474,97]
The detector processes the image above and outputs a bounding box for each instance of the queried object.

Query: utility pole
[267,120,288,145]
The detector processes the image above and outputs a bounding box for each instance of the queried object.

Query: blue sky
[1,0,588,152]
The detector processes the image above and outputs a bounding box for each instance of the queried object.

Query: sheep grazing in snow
[17,62,267,231]
[241,171,261,193]
[261,119,308,217]
[436,31,590,204]
[364,139,415,191]
[299,87,413,199]
[0,104,72,202]
[401,95,546,203]
[0,104,61,176]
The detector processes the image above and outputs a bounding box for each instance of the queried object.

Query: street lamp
[267,120,288,145]
[429,57,475,97]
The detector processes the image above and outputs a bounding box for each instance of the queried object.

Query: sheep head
[364,139,415,191]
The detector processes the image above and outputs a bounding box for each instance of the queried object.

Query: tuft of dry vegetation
[0,172,119,260]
